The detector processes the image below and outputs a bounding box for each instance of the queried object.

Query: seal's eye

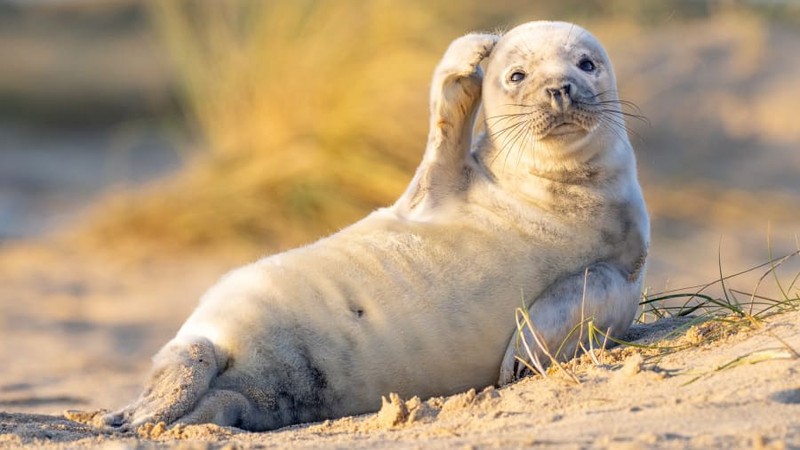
[509,71,526,83]
[578,58,596,72]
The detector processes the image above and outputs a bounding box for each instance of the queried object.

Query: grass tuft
[510,245,800,384]
[84,0,454,254]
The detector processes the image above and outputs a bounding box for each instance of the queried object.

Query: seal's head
[482,21,627,171]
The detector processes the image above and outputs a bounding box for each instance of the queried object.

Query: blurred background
[1,0,799,292]
[1,0,799,416]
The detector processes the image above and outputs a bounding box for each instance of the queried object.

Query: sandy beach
[1,239,798,449]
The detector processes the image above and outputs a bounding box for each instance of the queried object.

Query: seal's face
[483,22,620,161]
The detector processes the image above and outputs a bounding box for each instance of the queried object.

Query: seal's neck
[472,129,635,188]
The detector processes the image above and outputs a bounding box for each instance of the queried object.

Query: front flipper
[498,262,643,385]
[103,336,220,429]
[396,33,498,218]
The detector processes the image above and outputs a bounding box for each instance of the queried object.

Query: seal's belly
[181,212,595,416]
[273,230,536,411]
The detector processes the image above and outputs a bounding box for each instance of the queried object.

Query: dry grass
[87,0,451,253]
[79,1,799,258]
[509,244,800,385]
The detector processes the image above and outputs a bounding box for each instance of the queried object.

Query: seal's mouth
[546,122,584,136]
[487,104,601,145]
[533,105,601,139]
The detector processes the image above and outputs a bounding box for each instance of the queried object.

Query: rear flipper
[103,336,220,429]
[175,388,261,429]
[498,262,642,385]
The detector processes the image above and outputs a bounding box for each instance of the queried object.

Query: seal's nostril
[546,84,572,100]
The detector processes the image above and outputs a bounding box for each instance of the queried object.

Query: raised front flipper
[396,33,498,218]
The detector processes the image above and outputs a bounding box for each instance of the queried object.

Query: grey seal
[103,21,648,431]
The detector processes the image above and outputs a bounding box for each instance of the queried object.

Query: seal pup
[478,22,650,382]
[104,21,648,431]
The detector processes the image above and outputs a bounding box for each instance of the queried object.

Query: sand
[1,241,798,449]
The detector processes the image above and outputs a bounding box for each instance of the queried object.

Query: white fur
[105,22,648,431]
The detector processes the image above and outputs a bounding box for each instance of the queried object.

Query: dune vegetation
[83,0,800,258]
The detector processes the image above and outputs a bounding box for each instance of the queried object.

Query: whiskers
[581,91,650,143]
[483,93,649,169]
[485,110,541,171]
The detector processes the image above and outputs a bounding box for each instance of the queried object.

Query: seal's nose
[546,83,573,112]
[546,83,571,99]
